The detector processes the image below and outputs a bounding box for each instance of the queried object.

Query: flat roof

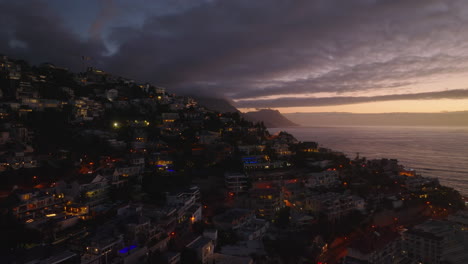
[206,253,252,264]
[42,250,77,264]
[187,236,212,249]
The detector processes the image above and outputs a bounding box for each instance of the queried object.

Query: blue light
[119,245,137,254]
[242,157,259,164]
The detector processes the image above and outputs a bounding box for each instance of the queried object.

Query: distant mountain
[285,111,468,127]
[195,97,239,113]
[244,109,298,128]
[193,98,298,127]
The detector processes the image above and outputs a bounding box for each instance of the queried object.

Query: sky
[1,0,468,113]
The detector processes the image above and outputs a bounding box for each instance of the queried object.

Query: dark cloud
[104,0,368,88]
[0,1,106,70]
[231,54,468,99]
[2,0,468,107]
[235,89,468,108]
[102,0,468,100]
[89,0,117,42]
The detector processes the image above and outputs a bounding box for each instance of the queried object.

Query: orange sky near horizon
[239,99,468,114]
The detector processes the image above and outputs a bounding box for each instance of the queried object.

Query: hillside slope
[244,109,298,128]
[195,97,239,113]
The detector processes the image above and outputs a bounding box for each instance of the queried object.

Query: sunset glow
[241,99,468,114]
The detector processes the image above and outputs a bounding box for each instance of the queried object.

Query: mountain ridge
[194,97,298,128]
[243,109,298,128]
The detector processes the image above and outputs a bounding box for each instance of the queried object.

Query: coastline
[269,126,468,196]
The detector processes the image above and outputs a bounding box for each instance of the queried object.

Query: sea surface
[269,126,468,196]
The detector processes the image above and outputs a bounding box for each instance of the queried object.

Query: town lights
[113,122,119,128]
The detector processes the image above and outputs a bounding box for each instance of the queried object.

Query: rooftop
[349,228,400,254]
[213,208,253,224]
[206,253,252,264]
[405,229,443,241]
[187,236,212,250]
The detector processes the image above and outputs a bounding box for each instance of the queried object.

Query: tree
[0,210,43,253]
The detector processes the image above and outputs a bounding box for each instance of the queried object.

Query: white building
[225,172,249,193]
[186,236,214,264]
[402,220,468,264]
[305,170,339,188]
[303,192,365,220]
[345,230,402,264]
[166,186,202,223]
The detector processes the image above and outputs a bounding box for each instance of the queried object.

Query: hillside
[194,97,239,113]
[244,109,298,128]
[193,99,298,128]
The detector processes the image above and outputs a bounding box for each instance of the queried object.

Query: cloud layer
[235,89,468,108]
[2,0,468,108]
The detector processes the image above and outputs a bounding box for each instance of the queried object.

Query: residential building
[186,236,214,264]
[57,174,110,208]
[163,252,181,264]
[198,130,220,145]
[213,209,255,230]
[271,142,293,157]
[238,145,265,155]
[302,192,365,220]
[248,186,284,219]
[162,113,180,124]
[345,229,402,264]
[242,155,286,170]
[166,186,202,223]
[404,176,439,192]
[402,220,468,264]
[297,141,319,153]
[305,169,340,188]
[225,172,250,193]
[11,189,65,223]
[81,233,124,264]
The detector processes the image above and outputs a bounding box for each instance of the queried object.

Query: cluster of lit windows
[156,160,173,166]
[302,148,318,153]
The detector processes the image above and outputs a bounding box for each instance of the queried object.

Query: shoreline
[269,126,468,197]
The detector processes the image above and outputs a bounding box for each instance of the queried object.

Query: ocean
[269,126,468,196]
